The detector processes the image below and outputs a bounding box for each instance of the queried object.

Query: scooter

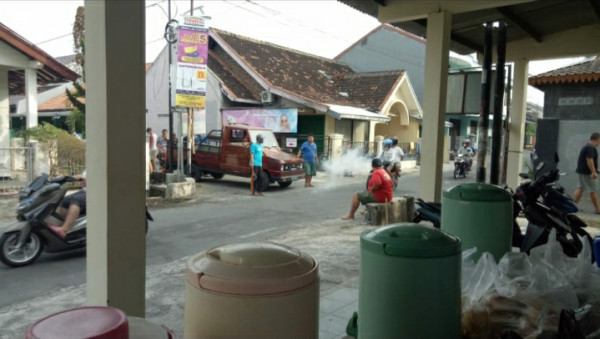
[0,174,153,268]
[511,156,592,259]
[453,154,470,179]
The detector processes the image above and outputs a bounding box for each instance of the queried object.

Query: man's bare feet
[341,215,354,220]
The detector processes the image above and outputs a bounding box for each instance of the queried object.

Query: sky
[0,0,590,105]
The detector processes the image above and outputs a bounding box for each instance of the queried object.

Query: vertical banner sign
[176,16,209,108]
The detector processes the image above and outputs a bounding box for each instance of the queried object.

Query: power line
[36,33,71,45]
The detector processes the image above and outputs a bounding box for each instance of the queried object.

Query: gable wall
[336,29,425,105]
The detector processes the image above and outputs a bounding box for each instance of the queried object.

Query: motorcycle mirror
[519,173,530,179]
[536,162,545,171]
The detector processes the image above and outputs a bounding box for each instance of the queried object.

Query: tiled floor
[319,285,359,339]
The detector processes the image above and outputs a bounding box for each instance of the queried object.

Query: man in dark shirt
[573,132,600,213]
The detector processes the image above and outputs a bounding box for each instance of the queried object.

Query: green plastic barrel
[442,183,513,261]
[358,224,461,339]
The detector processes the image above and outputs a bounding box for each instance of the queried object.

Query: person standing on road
[298,134,318,187]
[147,127,158,172]
[573,132,600,213]
[250,134,265,196]
[157,129,169,172]
[342,158,393,220]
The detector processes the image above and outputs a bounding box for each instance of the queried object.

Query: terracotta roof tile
[529,56,600,87]
[38,90,85,111]
[211,28,358,107]
[207,45,263,101]
[339,71,405,111]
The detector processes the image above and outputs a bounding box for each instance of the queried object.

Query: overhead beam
[411,19,484,54]
[589,0,600,22]
[497,6,542,42]
[505,24,600,61]
[378,0,533,23]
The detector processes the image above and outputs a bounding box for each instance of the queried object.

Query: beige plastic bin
[184,242,319,339]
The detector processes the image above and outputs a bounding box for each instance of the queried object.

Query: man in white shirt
[146,127,158,172]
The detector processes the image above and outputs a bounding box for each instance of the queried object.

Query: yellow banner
[176,94,205,108]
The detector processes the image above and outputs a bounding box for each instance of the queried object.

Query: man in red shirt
[342,158,393,220]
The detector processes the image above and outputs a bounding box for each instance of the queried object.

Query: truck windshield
[248,130,279,148]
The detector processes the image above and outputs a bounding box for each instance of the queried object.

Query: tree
[65,6,85,135]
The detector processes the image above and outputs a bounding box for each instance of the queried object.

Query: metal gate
[0,145,34,197]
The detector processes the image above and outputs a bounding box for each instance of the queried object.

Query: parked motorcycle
[0,174,153,267]
[453,154,470,179]
[413,153,592,260]
[412,198,441,228]
[511,155,592,260]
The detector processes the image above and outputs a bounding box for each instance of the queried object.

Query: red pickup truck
[190,125,305,190]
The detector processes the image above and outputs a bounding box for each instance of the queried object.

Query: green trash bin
[442,183,513,261]
[358,223,461,339]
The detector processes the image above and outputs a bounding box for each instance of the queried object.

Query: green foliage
[19,123,85,177]
[56,131,86,175]
[66,108,85,136]
[66,6,86,136]
[525,123,536,137]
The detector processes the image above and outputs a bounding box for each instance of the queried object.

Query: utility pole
[490,21,506,185]
[167,0,175,173]
[501,64,512,184]
[187,0,195,176]
[476,23,493,183]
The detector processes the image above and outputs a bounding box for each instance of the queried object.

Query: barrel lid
[443,183,511,202]
[26,306,128,339]
[186,242,318,295]
[361,223,461,258]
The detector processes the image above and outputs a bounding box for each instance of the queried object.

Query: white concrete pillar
[85,0,146,317]
[375,135,384,156]
[330,133,344,161]
[0,69,9,151]
[24,67,38,128]
[419,11,452,203]
[506,59,529,189]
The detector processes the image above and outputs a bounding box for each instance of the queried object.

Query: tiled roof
[338,71,405,111]
[207,45,263,102]
[211,29,356,107]
[1,22,79,94]
[210,28,403,111]
[529,57,600,87]
[38,90,85,112]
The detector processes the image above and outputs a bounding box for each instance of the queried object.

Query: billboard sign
[222,108,298,133]
[175,16,209,108]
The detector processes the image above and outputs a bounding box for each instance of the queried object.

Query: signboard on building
[175,16,209,108]
[222,108,298,133]
[286,137,297,147]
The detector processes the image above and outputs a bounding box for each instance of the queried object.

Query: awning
[326,104,391,123]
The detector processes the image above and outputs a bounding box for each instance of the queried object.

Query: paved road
[0,158,495,309]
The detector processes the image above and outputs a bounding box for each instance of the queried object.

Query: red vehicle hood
[264,147,303,163]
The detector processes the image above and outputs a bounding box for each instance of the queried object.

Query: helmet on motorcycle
[383,139,393,147]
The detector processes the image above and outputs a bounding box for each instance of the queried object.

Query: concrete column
[375,135,384,156]
[419,11,451,203]
[0,68,9,177]
[506,59,529,189]
[85,0,146,317]
[24,68,38,128]
[0,69,9,151]
[330,133,344,161]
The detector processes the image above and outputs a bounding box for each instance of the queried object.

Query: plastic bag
[461,229,600,339]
